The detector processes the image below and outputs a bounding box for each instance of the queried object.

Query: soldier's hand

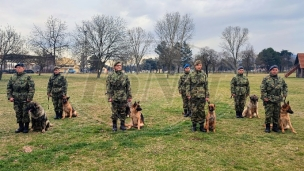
[27,99,31,102]
[187,96,191,100]
[231,94,236,97]
[9,97,14,102]
[127,98,132,102]
[47,93,52,97]
[205,98,209,102]
[264,98,269,102]
[108,98,112,102]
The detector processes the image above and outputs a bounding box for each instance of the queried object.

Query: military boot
[54,112,60,119]
[23,123,29,133]
[192,123,197,132]
[265,123,271,133]
[183,109,189,117]
[15,122,24,133]
[112,120,117,132]
[238,112,244,118]
[58,111,63,119]
[199,122,206,132]
[272,123,279,132]
[236,112,240,118]
[120,120,126,131]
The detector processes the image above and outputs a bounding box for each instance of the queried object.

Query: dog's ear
[67,97,70,100]
[287,101,289,105]
[207,101,210,104]
[137,101,140,104]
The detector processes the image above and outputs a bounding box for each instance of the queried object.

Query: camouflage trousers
[51,93,63,113]
[264,102,280,124]
[13,101,30,123]
[190,98,206,124]
[111,100,127,121]
[181,93,190,110]
[234,95,246,113]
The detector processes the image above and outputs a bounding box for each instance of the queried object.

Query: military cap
[269,65,278,71]
[237,66,244,70]
[53,66,61,70]
[15,63,24,68]
[183,63,190,69]
[114,61,122,67]
[194,60,202,66]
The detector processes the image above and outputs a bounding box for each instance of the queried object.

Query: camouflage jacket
[185,70,209,98]
[47,73,67,95]
[230,74,250,96]
[106,71,132,101]
[260,74,287,103]
[178,72,190,94]
[7,72,35,101]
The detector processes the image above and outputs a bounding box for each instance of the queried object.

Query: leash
[48,95,49,109]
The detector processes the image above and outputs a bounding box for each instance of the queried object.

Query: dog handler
[106,61,132,131]
[178,63,191,117]
[47,66,68,119]
[186,60,209,132]
[260,65,288,133]
[7,63,35,133]
[230,66,250,118]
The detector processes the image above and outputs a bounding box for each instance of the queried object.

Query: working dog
[62,96,78,119]
[242,95,259,118]
[26,101,51,133]
[279,101,296,134]
[204,102,216,133]
[125,101,145,130]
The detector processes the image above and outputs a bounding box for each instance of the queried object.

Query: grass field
[0,72,303,171]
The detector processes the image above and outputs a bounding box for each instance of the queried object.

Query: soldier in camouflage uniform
[106,62,132,131]
[178,63,191,117]
[7,63,35,133]
[186,60,209,132]
[47,66,68,119]
[260,65,287,133]
[230,66,250,118]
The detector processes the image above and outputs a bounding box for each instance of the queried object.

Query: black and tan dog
[125,101,145,130]
[62,96,78,119]
[279,101,296,134]
[242,95,259,118]
[204,102,216,133]
[27,101,51,133]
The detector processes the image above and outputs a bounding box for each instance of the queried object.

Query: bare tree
[127,27,154,74]
[241,44,256,76]
[155,12,194,78]
[0,26,26,80]
[29,16,69,66]
[73,15,127,78]
[220,26,249,73]
[195,47,217,76]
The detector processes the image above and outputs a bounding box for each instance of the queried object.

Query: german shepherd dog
[125,101,145,130]
[279,101,296,134]
[242,95,259,118]
[26,101,51,133]
[204,102,216,133]
[62,96,78,119]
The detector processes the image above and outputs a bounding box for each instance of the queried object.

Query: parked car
[25,70,35,73]
[68,68,76,73]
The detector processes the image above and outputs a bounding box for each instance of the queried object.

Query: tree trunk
[97,61,105,78]
[136,64,139,75]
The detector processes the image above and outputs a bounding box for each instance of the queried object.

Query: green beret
[194,60,202,66]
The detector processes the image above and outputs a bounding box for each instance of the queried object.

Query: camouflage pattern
[185,70,209,124]
[7,72,35,123]
[47,73,67,113]
[106,71,132,121]
[230,73,250,112]
[178,72,190,110]
[260,74,288,124]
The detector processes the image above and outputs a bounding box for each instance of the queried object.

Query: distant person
[178,63,191,117]
[186,60,209,132]
[230,66,250,118]
[7,63,35,133]
[106,62,132,131]
[47,66,68,119]
[260,65,288,133]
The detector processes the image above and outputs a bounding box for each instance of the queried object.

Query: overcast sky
[1,0,303,56]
